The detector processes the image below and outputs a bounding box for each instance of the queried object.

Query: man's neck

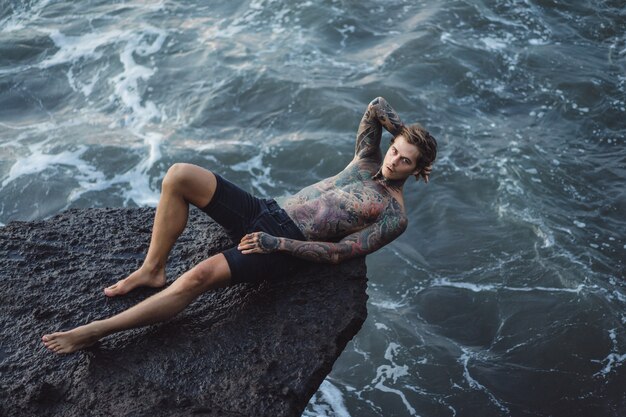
[372,169,406,193]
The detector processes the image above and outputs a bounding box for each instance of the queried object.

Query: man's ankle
[141,261,165,275]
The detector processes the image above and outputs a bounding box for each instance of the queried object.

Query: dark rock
[0,208,368,417]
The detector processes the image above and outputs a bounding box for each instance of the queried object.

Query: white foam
[574,220,586,228]
[390,248,419,270]
[195,140,256,151]
[370,299,407,310]
[1,18,25,32]
[533,224,554,248]
[0,0,53,33]
[496,202,554,248]
[1,127,164,207]
[108,27,167,130]
[1,141,103,189]
[459,349,509,413]
[304,379,352,417]
[41,25,167,128]
[505,341,529,354]
[595,353,626,376]
[594,328,626,376]
[33,25,169,207]
[76,63,108,97]
[481,36,508,51]
[118,133,163,206]
[39,28,123,69]
[373,381,418,416]
[431,279,498,293]
[318,380,351,417]
[371,343,418,416]
[231,149,275,196]
[431,278,585,294]
[440,32,458,46]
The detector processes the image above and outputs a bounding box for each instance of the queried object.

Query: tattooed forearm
[355,97,404,160]
[279,212,407,264]
[280,239,349,264]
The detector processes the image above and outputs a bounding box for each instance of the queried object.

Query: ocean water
[1,0,625,416]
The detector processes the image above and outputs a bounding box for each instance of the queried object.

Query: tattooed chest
[283,180,389,241]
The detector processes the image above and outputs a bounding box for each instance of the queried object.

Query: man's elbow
[330,249,364,265]
[329,253,343,265]
[369,96,385,108]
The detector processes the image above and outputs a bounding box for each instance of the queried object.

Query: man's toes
[43,333,58,342]
[104,286,120,296]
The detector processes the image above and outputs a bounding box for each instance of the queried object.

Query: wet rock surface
[0,208,368,417]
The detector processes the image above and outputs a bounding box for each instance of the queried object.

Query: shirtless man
[42,97,437,354]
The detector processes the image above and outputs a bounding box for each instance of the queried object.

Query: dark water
[1,1,625,415]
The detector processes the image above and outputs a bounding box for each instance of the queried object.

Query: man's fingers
[240,233,259,244]
[421,165,432,183]
[240,246,258,254]
[238,241,257,251]
[239,232,273,254]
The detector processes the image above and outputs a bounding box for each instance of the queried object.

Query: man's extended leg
[104,163,218,297]
[42,253,231,353]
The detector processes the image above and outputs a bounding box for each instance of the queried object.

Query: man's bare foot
[42,322,103,354]
[104,265,166,297]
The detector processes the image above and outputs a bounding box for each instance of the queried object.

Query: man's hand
[415,164,433,183]
[238,232,280,254]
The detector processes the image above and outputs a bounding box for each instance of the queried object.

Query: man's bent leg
[43,254,231,354]
[105,163,219,297]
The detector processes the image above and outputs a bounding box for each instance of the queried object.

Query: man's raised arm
[237,211,408,264]
[355,97,404,161]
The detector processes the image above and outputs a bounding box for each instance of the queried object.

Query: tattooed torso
[266,96,411,263]
[237,97,415,263]
[276,160,406,242]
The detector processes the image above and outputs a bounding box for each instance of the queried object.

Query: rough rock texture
[0,208,368,417]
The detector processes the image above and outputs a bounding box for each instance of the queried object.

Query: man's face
[381,135,421,180]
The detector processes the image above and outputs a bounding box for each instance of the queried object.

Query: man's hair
[393,124,437,170]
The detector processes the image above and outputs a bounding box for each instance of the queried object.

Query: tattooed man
[42,97,437,353]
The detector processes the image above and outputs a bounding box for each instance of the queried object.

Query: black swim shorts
[201,173,308,284]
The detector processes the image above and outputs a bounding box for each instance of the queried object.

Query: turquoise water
[1,1,625,415]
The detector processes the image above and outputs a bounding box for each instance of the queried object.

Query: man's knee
[162,163,197,191]
[177,255,231,294]
[161,163,217,207]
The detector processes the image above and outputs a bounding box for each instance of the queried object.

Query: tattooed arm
[355,97,404,161]
[238,210,408,264]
